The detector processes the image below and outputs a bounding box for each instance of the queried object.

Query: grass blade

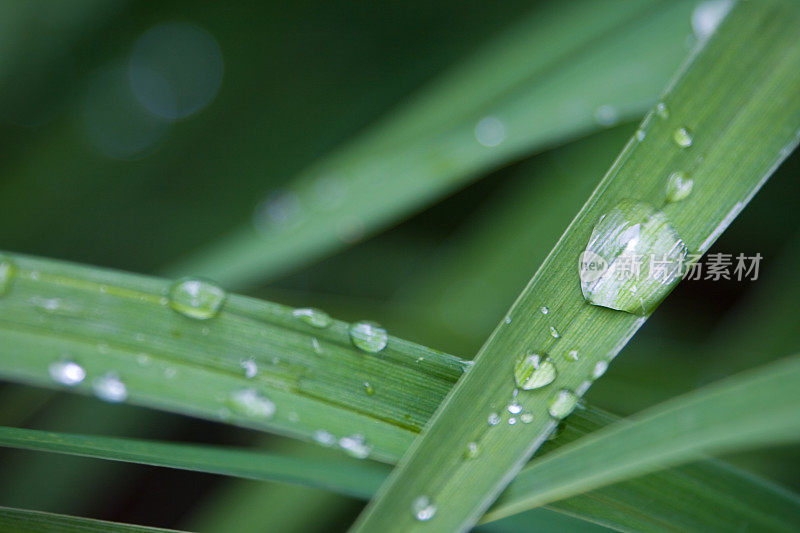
[0,506,181,533]
[164,0,695,287]
[351,1,800,530]
[486,353,800,528]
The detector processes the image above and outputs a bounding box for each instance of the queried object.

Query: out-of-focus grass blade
[351,1,800,530]
[486,353,800,528]
[165,0,696,287]
[0,506,181,533]
[2,405,799,532]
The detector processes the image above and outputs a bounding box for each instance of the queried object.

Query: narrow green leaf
[351,1,800,530]
[0,506,181,533]
[486,353,800,529]
[164,0,695,287]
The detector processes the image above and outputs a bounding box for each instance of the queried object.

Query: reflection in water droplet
[349,321,388,353]
[230,388,275,418]
[412,496,437,521]
[579,200,688,315]
[129,22,223,120]
[49,360,86,386]
[548,389,578,419]
[665,171,694,203]
[674,127,693,148]
[592,360,609,379]
[515,353,557,390]
[339,434,371,459]
[169,278,226,320]
[93,373,128,403]
[292,307,331,328]
[0,256,16,295]
[475,116,505,147]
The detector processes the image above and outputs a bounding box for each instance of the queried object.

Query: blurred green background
[0,0,798,531]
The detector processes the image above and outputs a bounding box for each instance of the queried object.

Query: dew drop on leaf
[548,389,578,419]
[0,256,16,296]
[514,353,557,390]
[412,496,437,521]
[349,321,388,353]
[592,360,609,379]
[292,307,331,328]
[93,373,128,403]
[487,412,501,426]
[168,278,226,320]
[579,200,688,315]
[673,127,693,148]
[339,434,371,459]
[229,388,275,418]
[49,359,86,386]
[665,171,694,203]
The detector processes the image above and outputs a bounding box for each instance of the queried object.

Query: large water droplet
[666,171,694,203]
[673,127,693,148]
[412,496,437,521]
[0,256,16,296]
[49,359,86,386]
[514,353,557,390]
[548,389,578,419]
[579,200,688,315]
[229,388,275,418]
[169,278,226,320]
[93,373,128,403]
[292,307,331,328]
[349,321,388,353]
[339,434,371,459]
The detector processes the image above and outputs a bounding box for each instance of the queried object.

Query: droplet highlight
[49,359,86,386]
[412,496,437,521]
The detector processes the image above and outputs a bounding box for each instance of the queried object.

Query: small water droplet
[565,350,579,362]
[540,306,549,315]
[339,434,371,459]
[508,417,518,425]
[229,388,275,418]
[635,129,646,142]
[520,412,534,424]
[169,278,226,320]
[349,321,388,353]
[93,373,128,403]
[240,358,258,378]
[579,200,688,315]
[594,105,618,126]
[49,359,86,386]
[464,441,480,459]
[673,127,693,148]
[548,389,578,419]
[507,401,522,414]
[514,353,557,390]
[656,102,669,119]
[412,496,437,521]
[458,360,475,373]
[254,190,300,231]
[592,360,609,379]
[0,256,16,296]
[488,412,501,426]
[549,326,560,338]
[292,307,331,328]
[363,382,374,396]
[475,116,505,147]
[692,0,732,41]
[313,429,336,447]
[504,316,512,324]
[665,171,694,203]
